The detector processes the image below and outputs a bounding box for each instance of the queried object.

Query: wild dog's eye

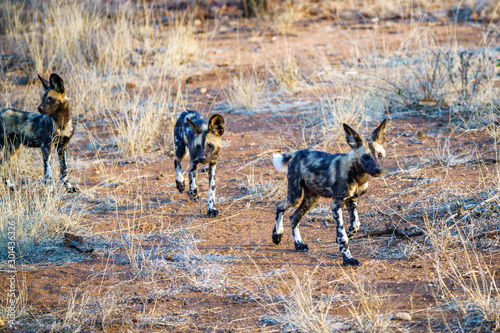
[48,97,55,103]
[362,154,370,160]
[207,143,214,149]
[378,152,383,158]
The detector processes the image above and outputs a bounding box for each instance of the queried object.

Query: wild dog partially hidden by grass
[272,120,387,266]
[0,74,79,193]
[174,111,225,217]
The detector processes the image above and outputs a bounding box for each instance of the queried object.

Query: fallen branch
[466,158,500,165]
[471,230,500,240]
[355,227,424,239]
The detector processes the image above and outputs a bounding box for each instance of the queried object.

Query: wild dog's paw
[5,179,16,192]
[64,181,80,193]
[347,226,359,238]
[176,180,185,193]
[207,208,218,218]
[342,257,360,267]
[272,232,283,245]
[187,189,199,201]
[67,186,80,193]
[294,242,309,252]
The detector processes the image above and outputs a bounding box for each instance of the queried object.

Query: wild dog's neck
[50,100,72,129]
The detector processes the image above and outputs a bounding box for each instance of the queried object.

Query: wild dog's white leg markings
[5,179,15,190]
[332,199,353,260]
[189,169,197,191]
[292,227,303,244]
[206,164,217,211]
[175,159,184,184]
[274,211,284,235]
[43,156,53,184]
[188,161,198,200]
[347,200,360,234]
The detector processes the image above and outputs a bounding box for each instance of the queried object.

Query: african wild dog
[0,73,79,192]
[271,119,387,266]
[174,110,225,217]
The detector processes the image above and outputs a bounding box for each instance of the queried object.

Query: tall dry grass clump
[0,181,80,260]
[434,248,500,332]
[1,0,204,155]
[261,268,341,332]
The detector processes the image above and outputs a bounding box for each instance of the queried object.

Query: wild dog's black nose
[374,167,383,174]
[196,157,206,164]
[37,106,42,113]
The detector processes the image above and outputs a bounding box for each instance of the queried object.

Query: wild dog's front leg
[57,142,79,193]
[206,163,218,217]
[174,138,186,193]
[187,160,199,201]
[331,198,359,266]
[41,144,53,191]
[174,158,185,193]
[346,199,360,237]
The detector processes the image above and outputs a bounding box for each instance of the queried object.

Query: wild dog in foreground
[174,110,225,217]
[0,73,79,193]
[272,119,387,266]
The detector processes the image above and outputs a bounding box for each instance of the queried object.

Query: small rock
[394,312,412,321]
[200,87,207,94]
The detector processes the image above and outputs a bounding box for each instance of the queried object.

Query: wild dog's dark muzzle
[195,156,206,164]
[372,167,383,176]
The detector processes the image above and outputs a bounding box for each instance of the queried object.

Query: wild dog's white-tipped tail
[272,153,287,173]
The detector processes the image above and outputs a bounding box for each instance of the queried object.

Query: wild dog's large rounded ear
[343,123,363,149]
[38,74,50,90]
[371,119,387,144]
[208,114,225,136]
[186,117,202,135]
[49,73,65,94]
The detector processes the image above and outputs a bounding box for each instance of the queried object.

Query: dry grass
[227,73,266,112]
[434,248,500,332]
[0,150,82,260]
[258,267,344,332]
[1,0,500,331]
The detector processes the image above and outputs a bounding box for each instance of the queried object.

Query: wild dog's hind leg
[331,198,359,266]
[346,199,360,237]
[1,139,20,191]
[290,188,319,252]
[272,164,302,246]
[174,139,186,193]
[187,160,199,201]
[206,163,218,217]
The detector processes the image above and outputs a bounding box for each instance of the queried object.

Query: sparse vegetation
[1,0,500,331]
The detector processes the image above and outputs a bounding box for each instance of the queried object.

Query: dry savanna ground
[1,0,500,332]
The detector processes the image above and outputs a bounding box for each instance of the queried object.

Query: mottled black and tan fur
[272,120,387,266]
[174,110,225,217]
[0,73,78,192]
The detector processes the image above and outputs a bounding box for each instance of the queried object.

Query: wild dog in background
[174,110,225,217]
[0,73,79,193]
[272,120,387,266]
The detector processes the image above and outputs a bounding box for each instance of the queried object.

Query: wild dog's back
[0,109,54,148]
